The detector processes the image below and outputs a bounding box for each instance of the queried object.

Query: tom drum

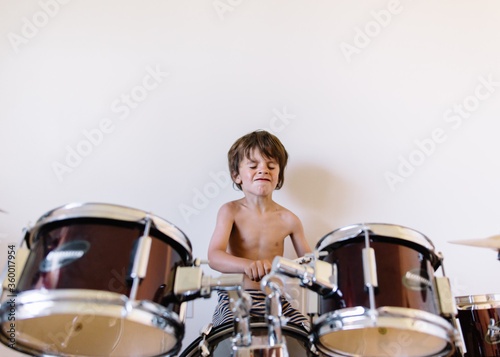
[0,202,193,357]
[313,223,456,357]
[456,294,500,357]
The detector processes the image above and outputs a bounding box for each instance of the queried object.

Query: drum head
[180,320,317,357]
[313,307,455,357]
[0,290,184,357]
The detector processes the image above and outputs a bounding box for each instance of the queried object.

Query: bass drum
[0,202,193,357]
[179,319,320,357]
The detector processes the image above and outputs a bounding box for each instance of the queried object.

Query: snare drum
[0,202,192,357]
[456,294,500,357]
[313,223,455,357]
[179,319,319,357]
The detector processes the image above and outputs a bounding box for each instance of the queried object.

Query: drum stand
[272,252,338,296]
[228,274,291,357]
[229,289,252,348]
[188,279,290,357]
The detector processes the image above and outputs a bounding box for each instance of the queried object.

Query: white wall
[1,0,500,355]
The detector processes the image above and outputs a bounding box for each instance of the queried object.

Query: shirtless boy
[208,130,311,327]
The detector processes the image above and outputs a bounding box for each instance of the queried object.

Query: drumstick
[293,256,312,264]
[293,252,328,264]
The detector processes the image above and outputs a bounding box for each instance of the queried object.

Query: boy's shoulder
[218,199,244,215]
[275,203,300,223]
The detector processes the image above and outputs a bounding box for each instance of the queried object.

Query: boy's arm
[207,203,252,273]
[288,212,312,258]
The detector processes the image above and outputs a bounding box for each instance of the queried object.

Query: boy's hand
[244,260,272,281]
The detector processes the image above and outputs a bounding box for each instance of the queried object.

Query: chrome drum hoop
[312,306,455,357]
[28,202,192,259]
[456,294,500,310]
[0,289,185,357]
[316,223,440,268]
[179,320,318,357]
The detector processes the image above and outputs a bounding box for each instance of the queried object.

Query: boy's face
[233,148,280,196]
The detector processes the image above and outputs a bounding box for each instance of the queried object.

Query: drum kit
[0,202,498,356]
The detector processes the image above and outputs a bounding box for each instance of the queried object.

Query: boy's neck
[241,193,276,212]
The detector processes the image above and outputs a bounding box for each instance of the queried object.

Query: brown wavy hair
[228,130,288,191]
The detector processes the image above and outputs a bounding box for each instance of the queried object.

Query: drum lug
[128,216,154,301]
[200,322,213,336]
[362,247,378,290]
[129,235,153,280]
[198,341,210,357]
[197,323,213,357]
[308,335,321,355]
[488,318,500,340]
[361,226,378,311]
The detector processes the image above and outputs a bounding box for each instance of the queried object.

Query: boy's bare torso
[226,198,293,289]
